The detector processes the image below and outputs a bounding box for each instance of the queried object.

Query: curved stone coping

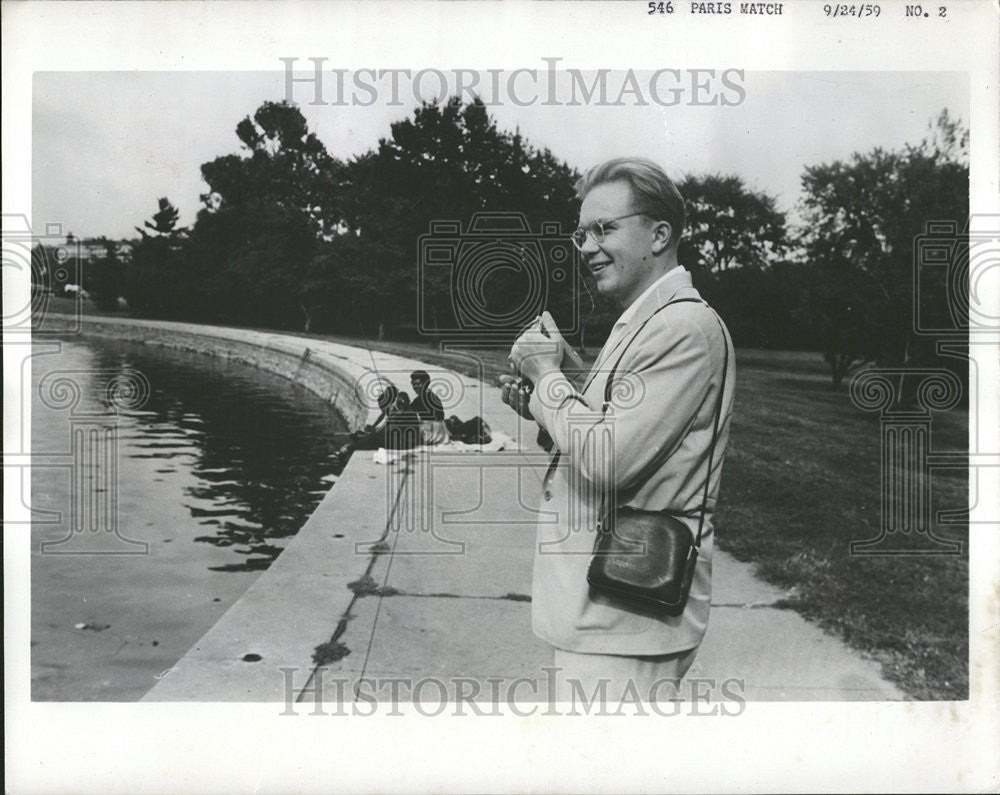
[37,314,516,436]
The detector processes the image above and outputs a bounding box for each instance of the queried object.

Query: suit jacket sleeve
[528,316,713,494]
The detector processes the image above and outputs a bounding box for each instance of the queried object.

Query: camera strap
[601,298,730,549]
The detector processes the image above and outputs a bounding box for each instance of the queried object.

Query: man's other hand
[511,313,565,385]
[535,311,586,386]
[499,374,534,420]
[541,311,585,373]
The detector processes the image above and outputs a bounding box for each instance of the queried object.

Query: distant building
[66,234,135,264]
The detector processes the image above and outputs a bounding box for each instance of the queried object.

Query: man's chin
[591,272,616,298]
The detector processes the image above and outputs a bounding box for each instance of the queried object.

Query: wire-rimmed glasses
[570,212,648,251]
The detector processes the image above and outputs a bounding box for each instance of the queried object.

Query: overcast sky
[32,70,967,240]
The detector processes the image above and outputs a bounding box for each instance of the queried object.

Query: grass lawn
[47,301,969,699]
[716,350,968,701]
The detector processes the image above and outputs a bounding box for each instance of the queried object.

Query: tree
[797,110,969,387]
[796,256,885,388]
[659,174,790,351]
[125,198,188,317]
[125,98,583,337]
[698,261,814,351]
[191,101,343,330]
[340,97,582,341]
[138,197,182,238]
[86,238,125,311]
[678,174,787,276]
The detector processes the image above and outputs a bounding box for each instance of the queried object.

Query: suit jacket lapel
[543,270,698,477]
[624,269,696,331]
[583,324,630,391]
[581,270,697,395]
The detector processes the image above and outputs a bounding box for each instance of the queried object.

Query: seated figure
[410,370,449,445]
[352,388,422,451]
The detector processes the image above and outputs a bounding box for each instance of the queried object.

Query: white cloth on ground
[372,430,517,464]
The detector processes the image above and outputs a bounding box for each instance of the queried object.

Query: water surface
[31,336,351,700]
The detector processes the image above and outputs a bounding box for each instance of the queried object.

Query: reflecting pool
[30,336,351,700]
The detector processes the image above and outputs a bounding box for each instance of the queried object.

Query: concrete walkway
[136,327,903,703]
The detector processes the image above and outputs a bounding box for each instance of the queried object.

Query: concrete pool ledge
[142,451,401,701]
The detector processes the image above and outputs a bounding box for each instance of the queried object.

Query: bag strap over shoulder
[602,297,730,549]
[602,298,702,410]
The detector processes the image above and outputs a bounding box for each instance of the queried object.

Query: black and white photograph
[4,2,999,793]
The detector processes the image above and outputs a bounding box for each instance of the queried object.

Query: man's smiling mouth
[589,260,612,274]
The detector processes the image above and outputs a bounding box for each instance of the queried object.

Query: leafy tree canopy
[796,109,969,385]
[679,173,787,275]
[137,197,183,239]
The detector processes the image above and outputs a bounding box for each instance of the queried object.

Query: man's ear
[650,221,673,255]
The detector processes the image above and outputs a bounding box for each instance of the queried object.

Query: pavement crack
[366,591,532,602]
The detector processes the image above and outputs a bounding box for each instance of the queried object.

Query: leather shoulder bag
[586,298,729,616]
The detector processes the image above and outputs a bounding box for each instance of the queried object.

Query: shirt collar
[612,265,686,329]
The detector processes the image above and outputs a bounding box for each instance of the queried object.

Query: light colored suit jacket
[528,269,735,655]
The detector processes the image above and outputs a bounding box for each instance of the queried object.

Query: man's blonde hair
[575,157,686,249]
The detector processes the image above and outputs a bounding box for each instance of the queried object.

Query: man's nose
[580,234,602,259]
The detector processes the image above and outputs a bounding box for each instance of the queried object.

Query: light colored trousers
[420,419,449,445]
[551,646,698,703]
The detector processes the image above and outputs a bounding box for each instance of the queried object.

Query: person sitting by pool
[352,384,400,439]
[410,370,449,445]
[352,389,423,451]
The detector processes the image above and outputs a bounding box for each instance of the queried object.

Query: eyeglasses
[570,212,648,251]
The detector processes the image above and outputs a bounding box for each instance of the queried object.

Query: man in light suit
[502,157,735,702]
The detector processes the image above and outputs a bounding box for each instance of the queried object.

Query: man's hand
[499,374,534,419]
[510,312,567,385]
[538,311,586,384]
[546,312,586,374]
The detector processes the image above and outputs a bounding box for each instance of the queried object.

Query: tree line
[34,99,969,387]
